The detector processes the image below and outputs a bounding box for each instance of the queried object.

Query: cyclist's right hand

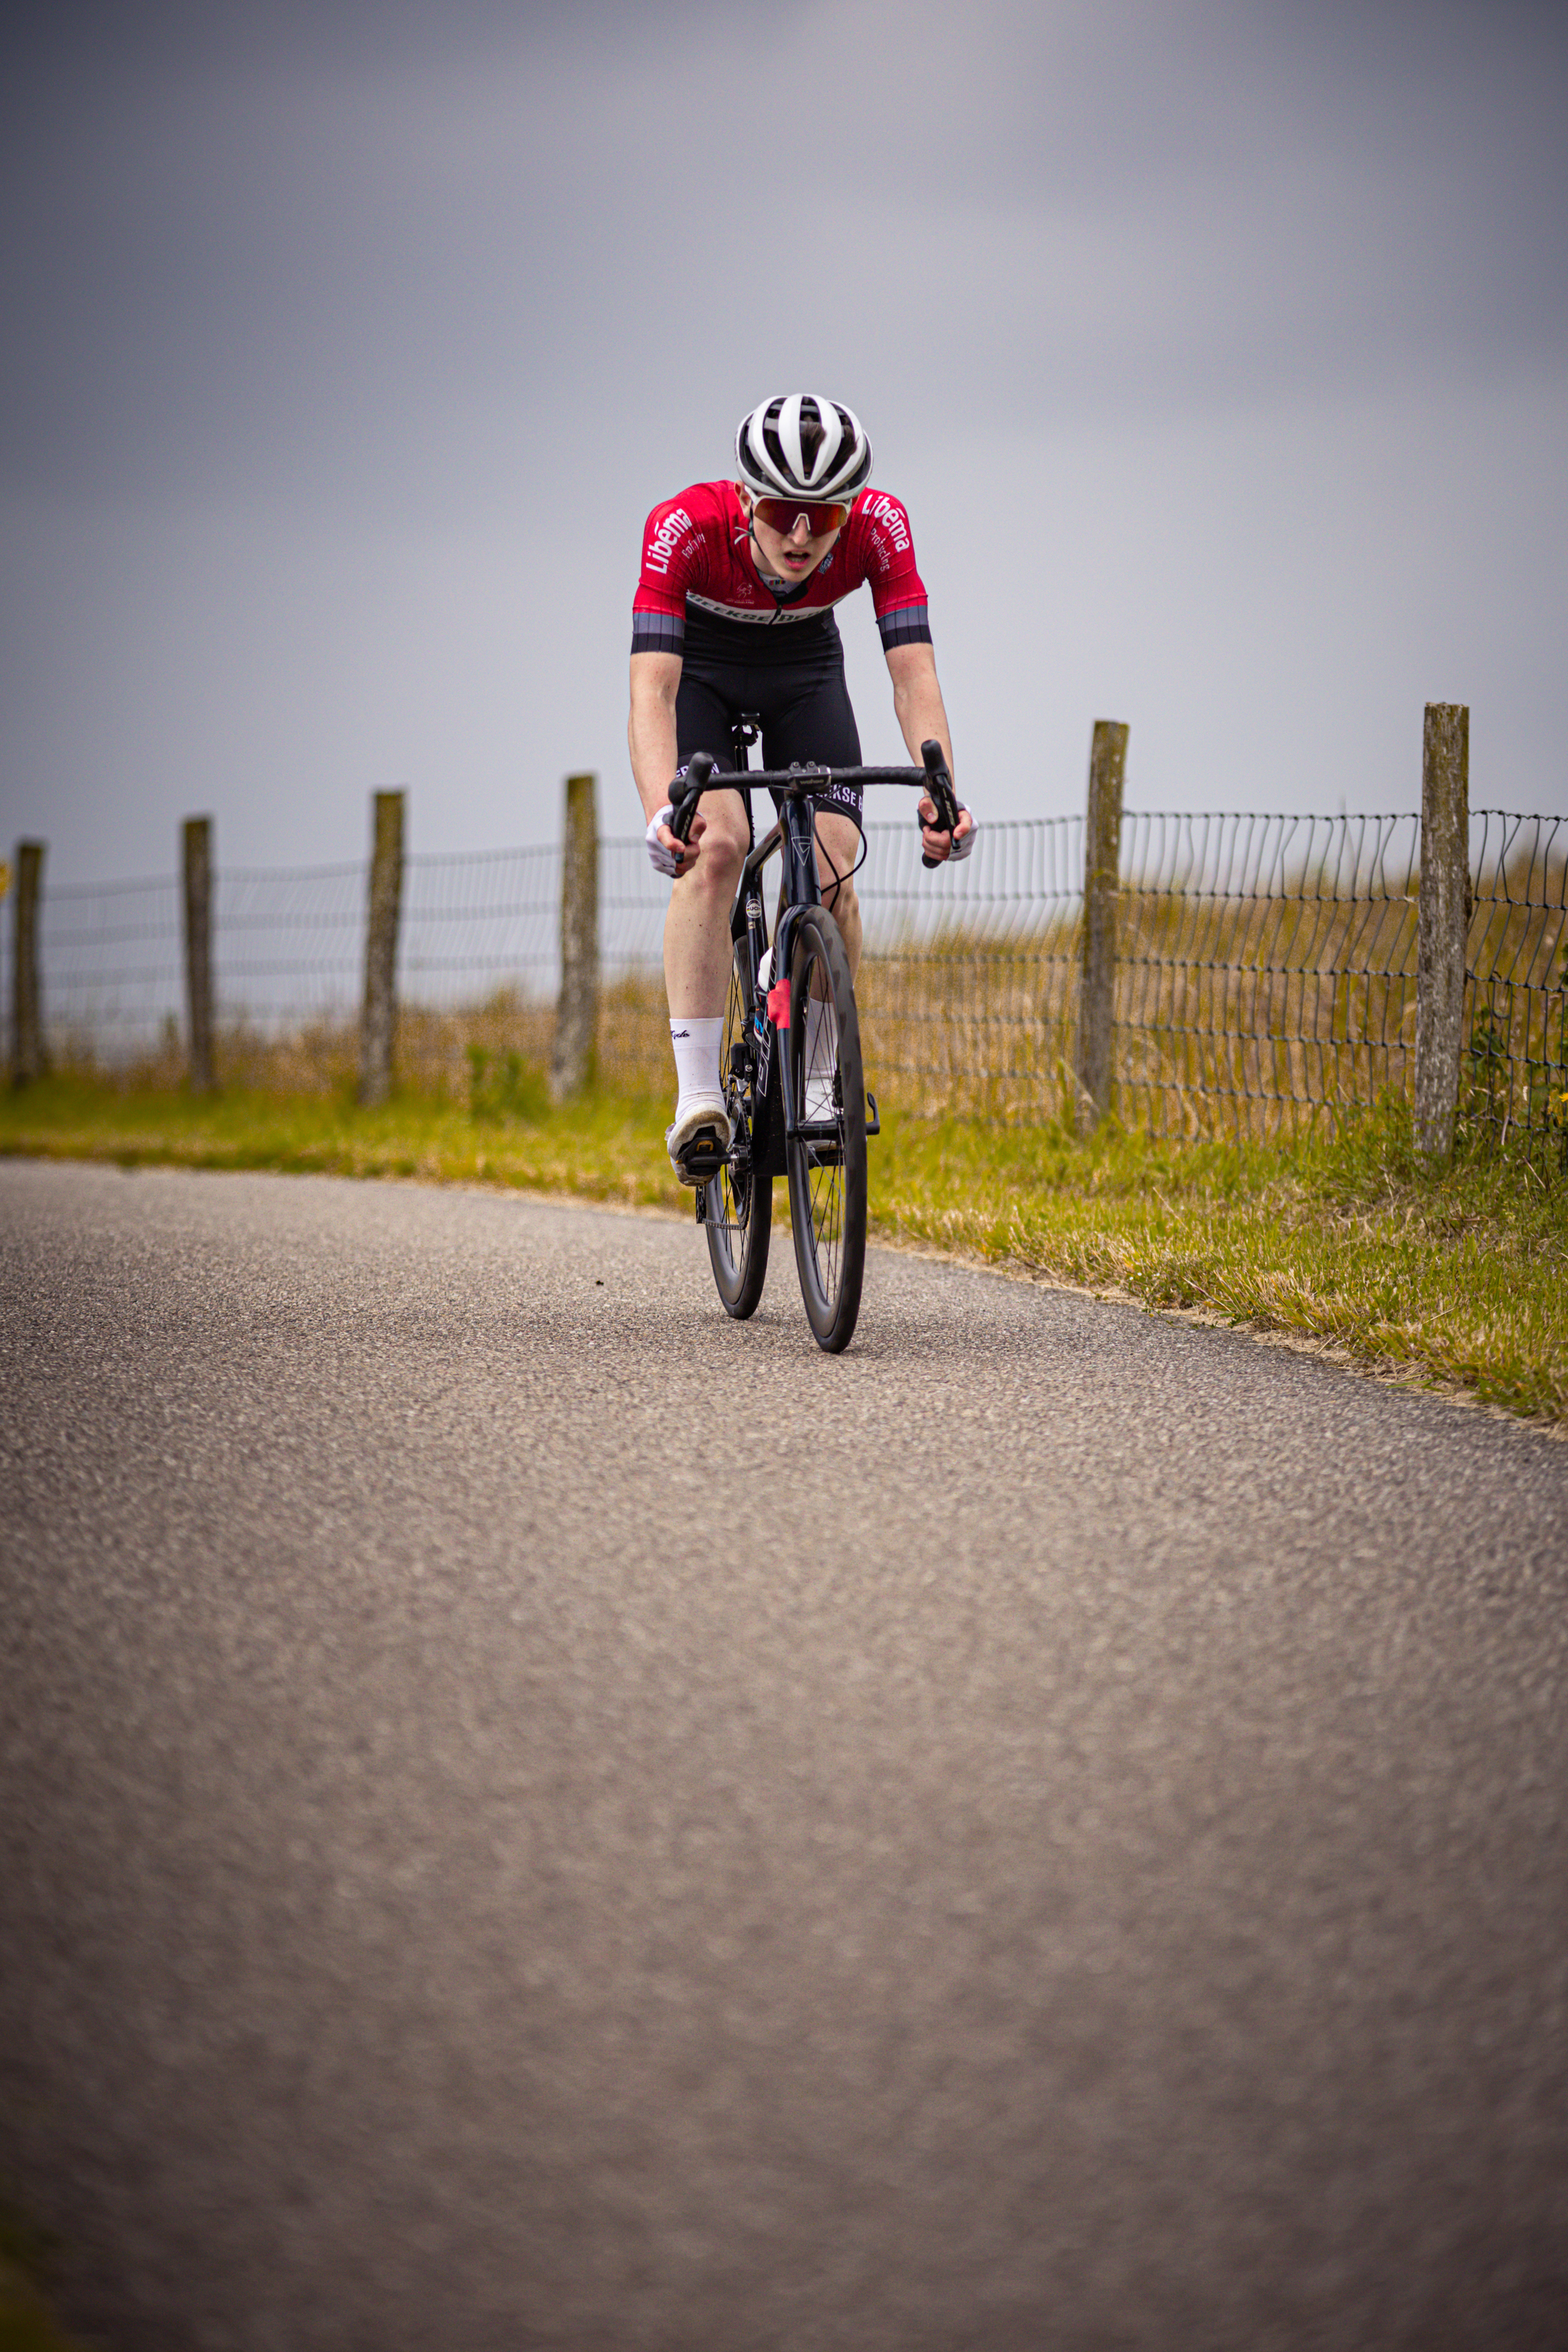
[917,796,977,864]
[646,800,702,878]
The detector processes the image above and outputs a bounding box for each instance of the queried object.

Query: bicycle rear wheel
[785,906,867,1353]
[704,950,771,1317]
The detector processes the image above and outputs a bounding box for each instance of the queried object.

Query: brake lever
[670,750,716,848]
[919,738,960,869]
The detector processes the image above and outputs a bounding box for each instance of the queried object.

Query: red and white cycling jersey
[632,479,931,663]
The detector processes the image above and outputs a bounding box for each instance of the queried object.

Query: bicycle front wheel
[785,906,867,1353]
[704,949,771,1318]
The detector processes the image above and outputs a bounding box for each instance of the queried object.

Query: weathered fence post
[11,840,46,1087]
[182,815,214,1092]
[358,789,405,1107]
[1076,720,1127,1134]
[550,771,599,1101]
[1414,703,1469,1161]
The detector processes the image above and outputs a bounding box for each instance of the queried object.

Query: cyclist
[630,392,975,1181]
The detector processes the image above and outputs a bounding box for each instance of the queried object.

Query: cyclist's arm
[886,640,953,782]
[629,652,683,824]
[886,641,973,858]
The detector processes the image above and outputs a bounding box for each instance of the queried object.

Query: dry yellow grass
[49,828,1565,1158]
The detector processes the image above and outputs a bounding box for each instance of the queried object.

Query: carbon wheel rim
[797,947,845,1312]
[705,953,771,1316]
[787,914,866,1340]
[711,965,751,1272]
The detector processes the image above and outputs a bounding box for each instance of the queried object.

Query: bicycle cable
[818,823,869,912]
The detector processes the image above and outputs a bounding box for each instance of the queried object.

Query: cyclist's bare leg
[662,786,750,1018]
[814,809,862,981]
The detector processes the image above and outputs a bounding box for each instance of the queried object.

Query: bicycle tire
[704,950,771,1317]
[785,906,867,1353]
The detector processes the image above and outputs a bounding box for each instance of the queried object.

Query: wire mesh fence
[27,852,566,1052]
[8,807,1564,1152]
[854,816,1083,1119]
[24,869,187,1057]
[866,806,1563,1145]
[1465,811,1568,1153]
[1112,811,1425,1138]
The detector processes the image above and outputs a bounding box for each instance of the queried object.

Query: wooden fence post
[358,789,405,1107]
[183,816,214,1092]
[550,771,599,1101]
[1414,703,1469,1161]
[11,840,46,1087]
[1076,720,1127,1134]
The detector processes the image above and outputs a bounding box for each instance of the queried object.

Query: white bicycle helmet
[735,394,873,505]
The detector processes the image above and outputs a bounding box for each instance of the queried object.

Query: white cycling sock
[669,1015,724,1116]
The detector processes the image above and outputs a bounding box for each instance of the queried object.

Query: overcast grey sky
[4,0,1565,880]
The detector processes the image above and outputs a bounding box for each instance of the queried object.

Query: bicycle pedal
[680,1130,726,1178]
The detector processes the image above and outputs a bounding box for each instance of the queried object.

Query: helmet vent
[736,393,872,503]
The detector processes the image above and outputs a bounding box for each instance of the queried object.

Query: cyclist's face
[739,488,843,583]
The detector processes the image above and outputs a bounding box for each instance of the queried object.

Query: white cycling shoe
[666,1094,732,1185]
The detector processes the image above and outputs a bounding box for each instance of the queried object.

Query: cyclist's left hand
[918,798,977,863]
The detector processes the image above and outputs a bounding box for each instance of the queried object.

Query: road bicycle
[668,725,961,1354]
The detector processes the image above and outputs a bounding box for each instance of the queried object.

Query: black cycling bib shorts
[674,609,866,840]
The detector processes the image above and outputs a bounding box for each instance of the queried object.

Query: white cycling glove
[646,802,681,879]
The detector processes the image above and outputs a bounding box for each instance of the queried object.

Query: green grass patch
[871,1099,1568,1422]
[5,1075,1565,1424]
[0,1072,681,1210]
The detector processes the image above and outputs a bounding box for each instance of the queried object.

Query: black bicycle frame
[670,739,958,1163]
[706,728,815,1172]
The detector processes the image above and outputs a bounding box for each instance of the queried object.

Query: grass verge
[4,1075,1565,1425]
[0,1072,681,1209]
[873,1102,1568,1424]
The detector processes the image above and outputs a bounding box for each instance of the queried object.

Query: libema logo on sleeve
[644,509,694,575]
[863,494,910,554]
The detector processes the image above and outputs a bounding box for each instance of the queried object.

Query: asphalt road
[2,1159,1566,2351]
